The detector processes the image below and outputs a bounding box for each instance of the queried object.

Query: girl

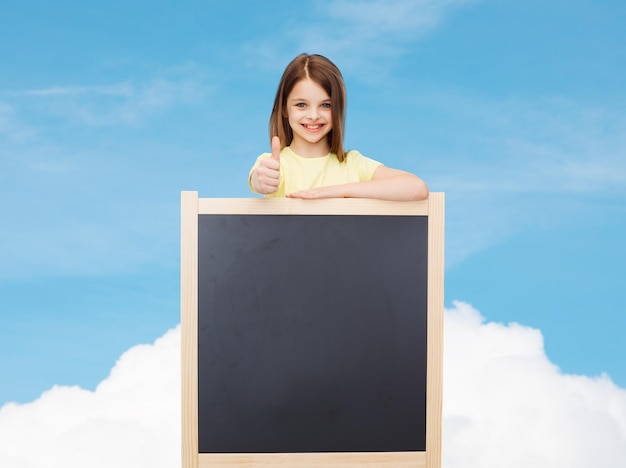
[249,53,428,201]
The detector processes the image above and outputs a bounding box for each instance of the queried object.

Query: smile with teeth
[303,123,324,131]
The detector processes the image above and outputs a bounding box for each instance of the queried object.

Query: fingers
[252,139,281,194]
[252,137,283,194]
[254,162,279,193]
[286,189,325,199]
[287,185,344,199]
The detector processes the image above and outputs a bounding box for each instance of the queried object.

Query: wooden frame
[181,193,445,467]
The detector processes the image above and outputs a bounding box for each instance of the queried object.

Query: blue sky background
[1,0,625,407]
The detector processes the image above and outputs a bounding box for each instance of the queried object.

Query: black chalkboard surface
[197,214,428,453]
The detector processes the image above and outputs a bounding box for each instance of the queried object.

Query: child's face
[286,78,333,152]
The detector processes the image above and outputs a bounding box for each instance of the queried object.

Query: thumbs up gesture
[251,136,281,194]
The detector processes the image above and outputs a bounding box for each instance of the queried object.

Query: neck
[289,139,330,158]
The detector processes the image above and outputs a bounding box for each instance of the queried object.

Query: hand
[251,136,281,194]
[286,185,345,199]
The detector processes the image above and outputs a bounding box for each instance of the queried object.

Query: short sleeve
[346,150,383,181]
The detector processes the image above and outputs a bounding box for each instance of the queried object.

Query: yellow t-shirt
[249,146,382,198]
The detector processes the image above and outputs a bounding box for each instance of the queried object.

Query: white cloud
[398,91,626,267]
[22,83,134,98]
[241,0,483,77]
[1,303,625,468]
[443,301,626,468]
[327,0,477,34]
[0,327,180,468]
[0,67,215,279]
[14,75,211,127]
[324,0,484,53]
[417,93,626,195]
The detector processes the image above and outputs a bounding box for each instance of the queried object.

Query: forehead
[288,78,330,101]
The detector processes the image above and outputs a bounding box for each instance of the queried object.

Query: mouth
[302,123,324,132]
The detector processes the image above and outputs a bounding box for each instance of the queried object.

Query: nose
[307,107,319,120]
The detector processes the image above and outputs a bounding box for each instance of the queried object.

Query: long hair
[269,54,347,161]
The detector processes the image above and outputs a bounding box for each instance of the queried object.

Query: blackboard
[198,214,427,453]
[181,195,444,467]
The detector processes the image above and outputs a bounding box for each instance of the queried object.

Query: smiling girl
[249,53,428,201]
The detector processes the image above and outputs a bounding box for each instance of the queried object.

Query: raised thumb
[271,136,281,161]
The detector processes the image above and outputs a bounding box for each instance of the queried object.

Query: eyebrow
[289,97,331,102]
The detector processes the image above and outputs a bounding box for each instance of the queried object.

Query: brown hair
[270,53,347,161]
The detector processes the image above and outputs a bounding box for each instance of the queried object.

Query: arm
[286,165,429,201]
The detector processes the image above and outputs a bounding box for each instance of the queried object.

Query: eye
[321,103,331,109]
[295,102,306,108]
